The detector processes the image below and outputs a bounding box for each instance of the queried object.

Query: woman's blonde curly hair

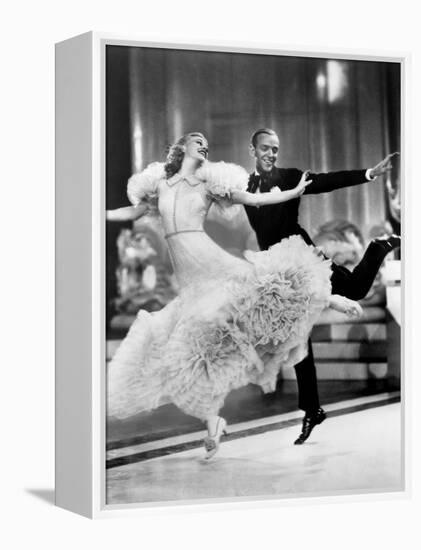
[164,132,206,178]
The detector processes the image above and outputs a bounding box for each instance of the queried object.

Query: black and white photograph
[6,0,421,544]
[104,44,402,506]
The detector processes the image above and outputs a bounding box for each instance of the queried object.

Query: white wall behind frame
[2,0,420,547]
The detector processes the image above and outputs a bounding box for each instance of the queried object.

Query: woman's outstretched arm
[231,171,312,207]
[106,203,148,222]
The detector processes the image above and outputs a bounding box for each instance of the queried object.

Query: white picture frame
[55,31,408,518]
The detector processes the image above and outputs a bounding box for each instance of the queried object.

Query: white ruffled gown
[107,162,332,421]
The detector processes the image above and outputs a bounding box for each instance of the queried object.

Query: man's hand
[368,152,400,179]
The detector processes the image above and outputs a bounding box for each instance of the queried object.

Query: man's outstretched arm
[303,152,399,195]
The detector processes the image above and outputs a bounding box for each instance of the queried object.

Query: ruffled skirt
[107,235,331,420]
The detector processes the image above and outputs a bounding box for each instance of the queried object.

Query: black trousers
[330,241,388,300]
[294,240,389,413]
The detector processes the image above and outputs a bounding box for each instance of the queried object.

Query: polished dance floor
[106,393,402,506]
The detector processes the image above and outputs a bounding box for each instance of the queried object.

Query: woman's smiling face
[184,134,209,163]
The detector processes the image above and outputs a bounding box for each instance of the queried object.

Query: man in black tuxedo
[244,128,400,444]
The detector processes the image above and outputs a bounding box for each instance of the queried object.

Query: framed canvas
[55,32,408,518]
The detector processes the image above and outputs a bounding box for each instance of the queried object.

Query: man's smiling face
[250,132,280,174]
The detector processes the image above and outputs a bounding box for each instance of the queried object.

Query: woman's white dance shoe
[204,417,228,460]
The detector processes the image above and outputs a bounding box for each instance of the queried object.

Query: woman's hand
[106,203,148,222]
[294,170,313,196]
[232,173,313,207]
[328,295,363,318]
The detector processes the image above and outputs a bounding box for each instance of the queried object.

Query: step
[313,341,386,361]
[282,361,389,380]
[107,348,388,380]
[311,323,386,342]
[110,307,387,335]
[316,306,386,325]
[107,337,388,362]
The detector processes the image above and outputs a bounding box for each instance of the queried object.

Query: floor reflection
[106,403,401,505]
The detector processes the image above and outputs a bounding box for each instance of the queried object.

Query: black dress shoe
[294,408,327,445]
[374,234,401,252]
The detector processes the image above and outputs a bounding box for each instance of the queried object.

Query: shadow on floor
[25,488,55,505]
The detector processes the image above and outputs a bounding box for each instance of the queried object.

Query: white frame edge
[55,31,94,518]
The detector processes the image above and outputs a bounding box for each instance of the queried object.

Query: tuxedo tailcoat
[244,166,387,413]
[245,167,368,251]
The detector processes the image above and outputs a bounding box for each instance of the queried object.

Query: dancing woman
[107,132,361,459]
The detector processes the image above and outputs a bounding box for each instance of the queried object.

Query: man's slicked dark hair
[250,128,278,148]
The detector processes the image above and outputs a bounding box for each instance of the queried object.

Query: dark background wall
[105,45,400,317]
